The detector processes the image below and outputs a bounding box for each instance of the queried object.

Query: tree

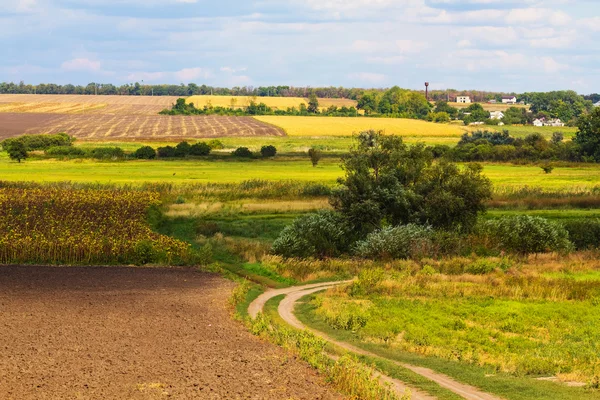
[175,141,191,157]
[307,93,319,114]
[260,145,277,158]
[574,107,600,161]
[232,147,253,158]
[433,101,458,119]
[330,130,492,234]
[308,147,322,167]
[6,141,28,163]
[189,142,211,156]
[356,91,379,115]
[133,146,157,159]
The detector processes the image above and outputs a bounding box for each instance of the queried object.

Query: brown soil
[0,113,284,141]
[0,113,62,138]
[0,266,341,400]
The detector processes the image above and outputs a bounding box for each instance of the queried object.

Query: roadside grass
[296,296,600,400]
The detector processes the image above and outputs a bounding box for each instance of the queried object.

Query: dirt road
[0,266,342,399]
[250,281,504,400]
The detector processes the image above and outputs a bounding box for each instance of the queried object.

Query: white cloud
[347,72,387,84]
[220,66,247,73]
[174,67,211,81]
[61,58,101,72]
[542,56,568,73]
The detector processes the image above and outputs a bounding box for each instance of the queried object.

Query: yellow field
[186,95,357,111]
[253,116,468,138]
[0,94,179,115]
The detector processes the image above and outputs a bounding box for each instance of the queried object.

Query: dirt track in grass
[0,266,341,400]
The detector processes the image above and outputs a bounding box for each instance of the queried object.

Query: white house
[546,119,565,127]
[594,101,600,107]
[502,96,517,104]
[456,96,471,104]
[490,111,504,120]
[533,118,565,127]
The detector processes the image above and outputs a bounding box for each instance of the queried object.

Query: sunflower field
[0,188,191,265]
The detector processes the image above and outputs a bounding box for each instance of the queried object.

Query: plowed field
[0,266,341,399]
[0,113,284,140]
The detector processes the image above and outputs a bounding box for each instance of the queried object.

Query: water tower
[425,82,430,101]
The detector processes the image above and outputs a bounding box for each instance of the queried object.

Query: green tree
[433,101,458,119]
[574,107,600,161]
[307,93,319,114]
[6,141,28,163]
[260,145,277,158]
[133,146,157,159]
[330,130,492,233]
[356,91,379,115]
[308,147,322,167]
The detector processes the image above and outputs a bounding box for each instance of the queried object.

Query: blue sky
[1,0,599,92]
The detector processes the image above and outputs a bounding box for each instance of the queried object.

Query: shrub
[157,146,177,158]
[541,164,554,174]
[132,240,157,266]
[175,141,191,157]
[308,147,322,167]
[260,145,277,158]
[563,219,600,250]
[207,139,224,149]
[272,210,353,258]
[189,142,211,156]
[232,147,253,158]
[1,133,74,151]
[45,146,86,158]
[353,224,434,260]
[480,216,572,254]
[133,146,156,159]
[88,147,125,160]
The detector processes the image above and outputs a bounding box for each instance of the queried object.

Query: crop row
[0,188,190,265]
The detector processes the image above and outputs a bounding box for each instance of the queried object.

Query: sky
[1,0,599,92]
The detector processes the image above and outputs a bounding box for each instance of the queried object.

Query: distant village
[451,94,600,128]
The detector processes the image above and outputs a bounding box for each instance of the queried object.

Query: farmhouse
[502,96,517,104]
[533,118,565,127]
[490,111,504,120]
[456,96,471,104]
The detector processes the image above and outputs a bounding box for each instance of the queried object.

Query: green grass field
[4,154,600,189]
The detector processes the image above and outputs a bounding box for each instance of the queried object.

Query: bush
[189,142,211,156]
[480,216,572,254]
[308,147,322,167]
[1,133,74,151]
[157,146,177,158]
[353,224,434,260]
[175,141,191,157]
[45,146,86,158]
[133,146,156,159]
[232,147,253,158]
[207,139,224,149]
[563,219,600,250]
[260,145,277,158]
[89,147,125,160]
[272,210,353,258]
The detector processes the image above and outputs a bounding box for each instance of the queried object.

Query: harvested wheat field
[0,266,341,400]
[0,113,284,140]
[187,95,357,110]
[0,94,180,115]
